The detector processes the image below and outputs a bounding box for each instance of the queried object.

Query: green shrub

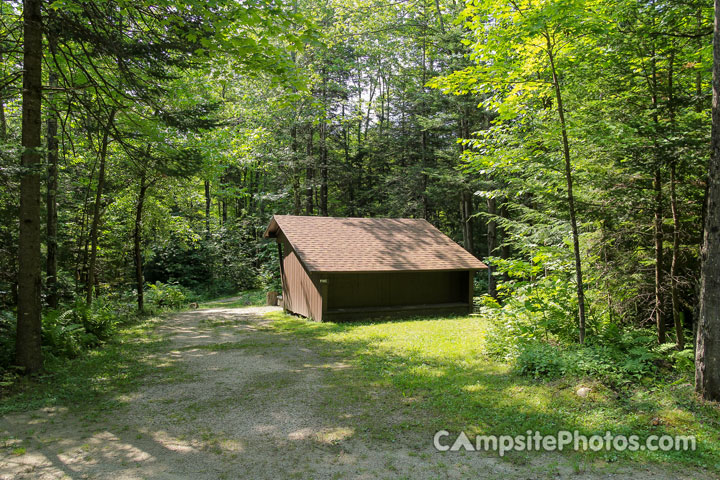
[510,331,661,385]
[146,282,188,309]
[515,342,569,378]
[40,297,126,361]
[42,307,93,358]
[480,254,666,385]
[83,297,120,341]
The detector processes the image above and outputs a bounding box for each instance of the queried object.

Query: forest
[1,0,720,440]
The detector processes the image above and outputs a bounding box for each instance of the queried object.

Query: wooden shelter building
[263,215,487,321]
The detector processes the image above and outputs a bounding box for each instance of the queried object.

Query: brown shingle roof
[264,215,487,273]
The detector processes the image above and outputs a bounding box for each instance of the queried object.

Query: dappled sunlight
[462,383,488,394]
[266,311,720,466]
[287,426,354,444]
[409,363,446,378]
[3,306,715,479]
[149,430,202,454]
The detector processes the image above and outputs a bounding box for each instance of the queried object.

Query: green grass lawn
[0,316,175,416]
[266,311,720,470]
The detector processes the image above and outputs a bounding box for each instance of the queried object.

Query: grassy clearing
[265,311,720,470]
[198,289,266,309]
[0,315,176,416]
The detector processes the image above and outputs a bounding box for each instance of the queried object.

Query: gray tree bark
[460,191,474,256]
[695,0,720,401]
[46,72,59,309]
[654,168,666,344]
[204,180,211,238]
[670,163,683,350]
[486,197,498,298]
[305,126,314,215]
[545,31,587,344]
[134,171,148,313]
[86,110,115,305]
[16,0,43,374]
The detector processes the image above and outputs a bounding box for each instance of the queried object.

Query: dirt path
[0,307,708,479]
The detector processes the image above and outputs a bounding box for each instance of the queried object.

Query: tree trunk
[86,110,115,305]
[654,168,666,344]
[291,124,301,215]
[499,201,510,261]
[320,72,329,217]
[16,0,44,374]
[667,50,683,350]
[420,33,430,220]
[695,0,720,401]
[0,56,6,140]
[460,191,474,255]
[305,126,314,215]
[46,72,59,309]
[320,120,328,216]
[670,164,683,350]
[487,196,498,298]
[0,98,6,140]
[545,33,587,344]
[204,180,210,238]
[134,172,148,313]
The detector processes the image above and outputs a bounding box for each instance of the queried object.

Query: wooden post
[468,270,475,313]
[266,291,278,306]
[320,277,329,322]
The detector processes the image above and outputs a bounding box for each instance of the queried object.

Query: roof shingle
[264,215,487,273]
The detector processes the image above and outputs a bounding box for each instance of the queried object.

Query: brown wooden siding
[280,236,322,320]
[323,303,470,322]
[325,270,470,310]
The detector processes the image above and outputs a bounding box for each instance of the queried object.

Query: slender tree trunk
[665,49,684,349]
[421,32,429,219]
[46,73,59,309]
[305,126,314,215]
[0,99,6,140]
[342,104,356,217]
[654,169,666,343]
[545,33,587,343]
[320,121,328,216]
[0,63,6,139]
[499,200,511,274]
[697,8,705,114]
[16,0,43,374]
[134,171,148,313]
[460,191,474,255]
[86,110,115,305]
[670,163,683,349]
[649,38,666,345]
[458,112,474,256]
[204,180,210,238]
[695,0,720,401]
[320,72,329,216]
[487,197,498,298]
[291,124,301,215]
[74,141,98,290]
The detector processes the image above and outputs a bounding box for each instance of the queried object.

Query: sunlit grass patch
[265,311,720,469]
[0,316,171,415]
[198,289,266,309]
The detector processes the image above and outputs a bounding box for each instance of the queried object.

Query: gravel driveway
[0,306,709,479]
